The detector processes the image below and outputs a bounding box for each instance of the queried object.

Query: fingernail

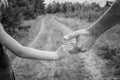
[64,36,69,40]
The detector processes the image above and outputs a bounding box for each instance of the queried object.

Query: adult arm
[64,0,120,52]
[88,0,120,37]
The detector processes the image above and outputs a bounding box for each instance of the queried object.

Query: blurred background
[3,0,120,80]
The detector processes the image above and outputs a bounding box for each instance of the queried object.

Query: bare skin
[0,0,66,61]
[0,23,66,61]
[64,0,120,54]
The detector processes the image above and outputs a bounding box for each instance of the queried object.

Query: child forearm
[21,47,59,61]
[1,30,59,61]
[0,24,60,61]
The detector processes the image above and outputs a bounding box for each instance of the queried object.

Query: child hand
[55,45,66,60]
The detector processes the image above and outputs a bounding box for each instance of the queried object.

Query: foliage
[46,1,113,22]
[12,15,93,80]
[93,24,120,80]
[1,0,45,36]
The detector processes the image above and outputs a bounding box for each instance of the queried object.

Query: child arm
[0,23,65,61]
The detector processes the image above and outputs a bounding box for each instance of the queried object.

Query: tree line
[45,1,113,21]
[1,0,45,36]
[0,0,113,37]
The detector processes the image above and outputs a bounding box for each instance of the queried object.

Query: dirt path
[80,51,103,80]
[26,15,103,80]
[52,16,103,80]
[28,16,47,47]
[52,17,73,35]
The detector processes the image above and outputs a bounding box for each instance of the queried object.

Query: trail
[26,15,103,80]
[52,16,103,80]
[51,17,77,45]
[80,51,103,80]
[52,17,73,35]
[28,16,47,47]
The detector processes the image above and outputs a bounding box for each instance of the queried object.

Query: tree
[46,3,52,13]
[1,0,45,36]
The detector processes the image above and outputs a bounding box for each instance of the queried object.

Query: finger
[64,30,80,40]
[64,29,89,40]
[57,45,65,51]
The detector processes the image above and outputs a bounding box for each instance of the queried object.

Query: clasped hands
[62,29,94,55]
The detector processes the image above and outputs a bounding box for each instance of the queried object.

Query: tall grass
[93,24,120,80]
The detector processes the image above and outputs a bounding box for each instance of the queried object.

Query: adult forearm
[88,1,120,37]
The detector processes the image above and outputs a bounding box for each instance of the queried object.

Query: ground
[9,14,120,80]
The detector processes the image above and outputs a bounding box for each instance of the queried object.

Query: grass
[55,15,92,30]
[12,15,93,80]
[10,11,120,80]
[92,24,120,80]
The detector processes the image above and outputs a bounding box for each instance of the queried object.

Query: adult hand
[64,29,96,54]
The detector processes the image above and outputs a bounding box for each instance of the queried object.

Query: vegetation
[45,1,112,22]
[1,0,113,38]
[93,24,120,80]
[3,0,120,80]
[13,15,93,80]
[1,0,45,37]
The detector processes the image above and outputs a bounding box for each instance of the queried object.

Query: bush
[1,0,45,36]
[93,24,120,80]
[45,1,112,21]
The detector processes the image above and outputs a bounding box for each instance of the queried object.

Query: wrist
[88,25,102,38]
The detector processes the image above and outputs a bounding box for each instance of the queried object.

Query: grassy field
[8,13,120,80]
[92,24,120,80]
[10,14,93,80]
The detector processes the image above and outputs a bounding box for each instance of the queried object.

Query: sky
[45,0,115,7]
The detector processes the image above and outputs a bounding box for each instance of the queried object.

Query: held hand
[64,29,96,54]
[55,45,66,60]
